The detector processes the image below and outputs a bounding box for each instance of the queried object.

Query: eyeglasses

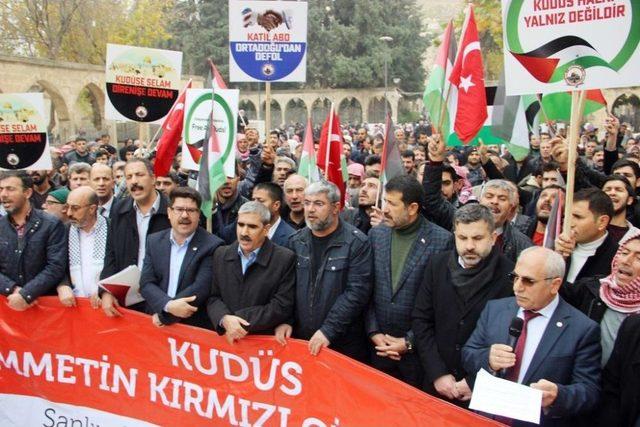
[67,204,94,213]
[44,200,62,206]
[303,200,327,208]
[507,272,556,287]
[170,207,199,215]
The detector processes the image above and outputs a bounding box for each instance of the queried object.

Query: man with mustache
[276,181,372,361]
[208,201,295,342]
[0,171,66,311]
[413,204,513,403]
[140,187,223,329]
[99,158,171,316]
[341,176,380,234]
[56,186,107,308]
[602,175,638,244]
[367,175,453,387]
[531,185,566,246]
[28,169,55,209]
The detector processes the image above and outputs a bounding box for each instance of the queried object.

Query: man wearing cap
[347,163,364,207]
[43,187,70,224]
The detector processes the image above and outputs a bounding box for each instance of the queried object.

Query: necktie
[508,310,541,383]
[99,206,106,217]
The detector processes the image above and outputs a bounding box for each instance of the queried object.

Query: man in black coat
[0,171,67,309]
[99,158,171,315]
[140,187,223,329]
[599,314,640,427]
[412,204,513,403]
[207,201,295,343]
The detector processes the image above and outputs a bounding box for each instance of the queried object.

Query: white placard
[229,1,308,82]
[502,0,640,95]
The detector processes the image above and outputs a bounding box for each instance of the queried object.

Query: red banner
[0,297,498,426]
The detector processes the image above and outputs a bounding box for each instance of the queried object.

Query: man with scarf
[57,186,108,307]
[562,229,640,365]
[367,175,453,387]
[412,203,513,403]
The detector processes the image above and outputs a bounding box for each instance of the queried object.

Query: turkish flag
[154,79,192,177]
[449,6,487,143]
[317,108,346,208]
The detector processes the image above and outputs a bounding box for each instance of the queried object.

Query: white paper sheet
[469,368,543,424]
[98,265,144,307]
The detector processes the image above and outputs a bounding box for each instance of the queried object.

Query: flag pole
[536,94,558,137]
[434,20,454,134]
[561,89,587,234]
[375,113,391,208]
[324,102,334,177]
[265,82,272,136]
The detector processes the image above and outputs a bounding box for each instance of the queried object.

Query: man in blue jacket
[277,181,372,362]
[0,171,67,310]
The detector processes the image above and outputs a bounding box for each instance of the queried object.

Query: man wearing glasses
[56,186,107,308]
[140,187,223,329]
[277,181,372,362]
[463,246,601,425]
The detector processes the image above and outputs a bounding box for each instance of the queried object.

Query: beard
[306,216,333,232]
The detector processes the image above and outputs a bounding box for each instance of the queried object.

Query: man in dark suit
[140,187,223,329]
[463,246,601,426]
[413,204,514,402]
[252,182,295,247]
[367,175,453,387]
[207,201,295,343]
[99,158,171,316]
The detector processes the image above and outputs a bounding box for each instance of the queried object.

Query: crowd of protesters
[1,112,640,426]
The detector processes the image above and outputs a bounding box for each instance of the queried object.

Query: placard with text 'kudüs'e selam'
[502,0,640,95]
[229,1,307,82]
[0,93,51,171]
[105,44,183,123]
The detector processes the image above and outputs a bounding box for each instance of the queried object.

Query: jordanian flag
[298,117,320,183]
[540,90,607,121]
[423,20,457,142]
[197,60,228,218]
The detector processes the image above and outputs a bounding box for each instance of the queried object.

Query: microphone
[499,317,524,378]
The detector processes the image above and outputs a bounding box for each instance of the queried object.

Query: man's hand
[369,206,384,228]
[454,378,472,401]
[374,334,408,361]
[427,135,446,162]
[7,289,31,311]
[261,145,276,166]
[530,379,558,408]
[166,296,198,318]
[605,114,620,150]
[550,137,569,171]
[222,315,250,344]
[434,374,460,400]
[89,293,101,309]
[370,333,387,348]
[152,313,164,328]
[57,285,76,307]
[101,292,122,317]
[309,330,330,356]
[555,232,576,258]
[489,343,516,372]
[479,140,490,165]
[274,323,293,345]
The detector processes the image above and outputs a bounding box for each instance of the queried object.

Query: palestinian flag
[197,60,228,218]
[543,190,564,249]
[423,20,457,142]
[540,90,607,122]
[298,117,320,183]
[380,114,404,186]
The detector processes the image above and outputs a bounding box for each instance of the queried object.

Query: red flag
[317,106,346,208]
[449,5,487,143]
[211,62,227,89]
[153,79,192,177]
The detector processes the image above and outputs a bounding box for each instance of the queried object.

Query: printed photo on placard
[105,44,183,123]
[0,93,52,171]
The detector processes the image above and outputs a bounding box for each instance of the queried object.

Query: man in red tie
[462,246,601,426]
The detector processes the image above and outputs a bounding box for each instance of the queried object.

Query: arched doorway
[75,83,104,139]
[239,99,257,121]
[311,97,331,125]
[612,94,640,129]
[27,80,72,145]
[338,97,363,125]
[367,97,392,124]
[284,98,308,125]
[260,100,282,130]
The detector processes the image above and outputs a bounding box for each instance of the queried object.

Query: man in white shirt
[57,186,108,307]
[462,247,601,426]
[556,188,618,284]
[90,163,115,218]
[251,182,295,246]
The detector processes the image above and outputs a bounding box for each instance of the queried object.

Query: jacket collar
[118,193,168,216]
[225,238,274,268]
